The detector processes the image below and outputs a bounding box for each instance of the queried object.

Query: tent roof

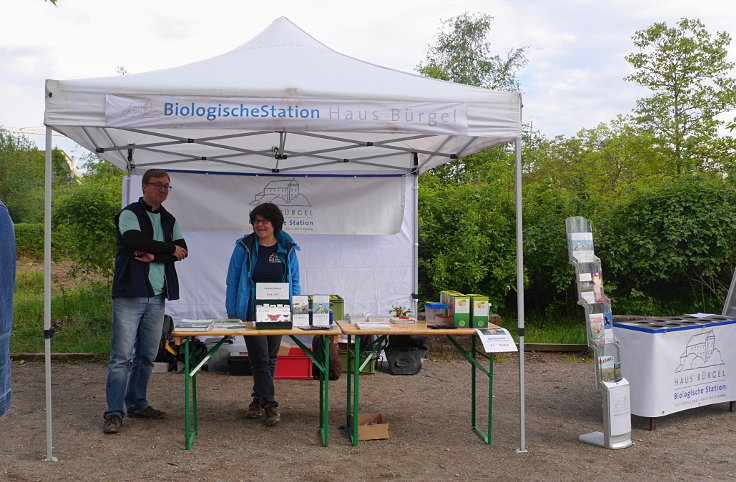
[44,17,521,174]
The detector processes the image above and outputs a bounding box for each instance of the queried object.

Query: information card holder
[566,216,632,450]
[255,283,292,330]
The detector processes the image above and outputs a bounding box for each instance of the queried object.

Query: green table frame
[175,325,337,450]
[337,321,495,446]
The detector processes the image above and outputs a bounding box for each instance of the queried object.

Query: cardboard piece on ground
[357,413,389,440]
[278,341,291,356]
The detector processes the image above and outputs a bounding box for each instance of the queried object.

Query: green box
[338,349,376,374]
[448,292,471,328]
[467,294,490,328]
[439,291,453,315]
[330,295,344,321]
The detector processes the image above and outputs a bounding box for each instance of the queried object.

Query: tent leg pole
[43,127,57,462]
[412,174,419,316]
[514,138,527,454]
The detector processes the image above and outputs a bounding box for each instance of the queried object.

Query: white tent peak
[226,17,332,54]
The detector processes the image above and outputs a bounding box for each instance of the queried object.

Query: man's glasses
[145,182,173,192]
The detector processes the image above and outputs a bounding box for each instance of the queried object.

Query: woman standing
[225,203,300,426]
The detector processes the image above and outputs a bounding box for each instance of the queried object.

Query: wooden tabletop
[172,322,339,344]
[335,319,498,336]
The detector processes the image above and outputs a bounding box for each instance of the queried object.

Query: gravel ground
[1,352,735,481]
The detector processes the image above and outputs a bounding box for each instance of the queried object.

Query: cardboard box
[448,292,471,328]
[278,341,291,356]
[467,294,490,328]
[356,413,389,440]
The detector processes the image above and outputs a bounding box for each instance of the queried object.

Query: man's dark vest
[112,198,180,300]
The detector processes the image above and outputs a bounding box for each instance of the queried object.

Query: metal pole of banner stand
[43,127,58,462]
[514,138,528,454]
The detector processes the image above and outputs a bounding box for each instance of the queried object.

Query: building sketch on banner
[673,329,727,410]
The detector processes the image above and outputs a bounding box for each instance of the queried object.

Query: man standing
[103,169,187,434]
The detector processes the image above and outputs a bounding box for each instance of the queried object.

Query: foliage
[0,129,76,223]
[52,154,125,279]
[389,305,412,318]
[0,131,44,222]
[12,274,112,354]
[417,12,527,91]
[418,176,516,309]
[625,18,736,175]
[13,223,44,259]
[597,175,736,307]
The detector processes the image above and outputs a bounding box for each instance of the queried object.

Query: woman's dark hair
[249,202,284,234]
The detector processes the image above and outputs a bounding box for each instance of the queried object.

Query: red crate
[274,347,313,379]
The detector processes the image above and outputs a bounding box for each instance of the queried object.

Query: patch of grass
[499,314,587,344]
[563,353,593,363]
[12,279,112,354]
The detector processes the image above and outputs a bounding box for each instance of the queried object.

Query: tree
[53,154,125,279]
[625,18,736,175]
[417,12,527,91]
[0,130,44,222]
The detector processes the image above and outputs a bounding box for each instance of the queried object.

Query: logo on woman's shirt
[268,253,282,264]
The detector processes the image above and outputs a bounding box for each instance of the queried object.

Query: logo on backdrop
[251,178,315,231]
[672,329,727,408]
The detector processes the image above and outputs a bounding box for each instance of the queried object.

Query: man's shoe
[103,414,122,434]
[128,406,166,419]
[245,397,263,419]
[264,406,281,426]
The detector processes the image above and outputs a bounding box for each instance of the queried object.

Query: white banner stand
[566,216,632,450]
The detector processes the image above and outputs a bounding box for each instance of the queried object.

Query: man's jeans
[0,200,15,417]
[105,295,165,419]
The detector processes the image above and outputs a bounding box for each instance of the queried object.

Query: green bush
[13,222,43,258]
[598,175,736,308]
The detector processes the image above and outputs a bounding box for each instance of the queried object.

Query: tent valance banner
[133,172,406,234]
[106,95,469,135]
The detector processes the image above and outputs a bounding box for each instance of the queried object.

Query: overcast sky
[2,0,735,160]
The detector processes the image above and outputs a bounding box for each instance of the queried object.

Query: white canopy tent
[42,17,526,459]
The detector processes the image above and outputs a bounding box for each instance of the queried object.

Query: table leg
[183,338,198,450]
[446,334,493,444]
[351,334,361,445]
[288,335,330,446]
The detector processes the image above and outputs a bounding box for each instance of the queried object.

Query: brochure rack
[565,216,632,450]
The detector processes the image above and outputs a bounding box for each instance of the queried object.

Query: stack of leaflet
[174,319,213,332]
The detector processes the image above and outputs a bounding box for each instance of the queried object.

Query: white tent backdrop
[123,172,417,321]
[43,17,525,460]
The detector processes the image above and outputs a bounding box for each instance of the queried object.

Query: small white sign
[475,328,518,353]
[256,283,289,300]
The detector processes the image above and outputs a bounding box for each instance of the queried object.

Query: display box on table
[467,294,490,328]
[311,294,331,327]
[255,283,292,329]
[447,292,471,328]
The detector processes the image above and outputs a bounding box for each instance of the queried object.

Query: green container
[448,292,471,328]
[330,295,344,321]
[338,349,376,374]
[467,293,490,328]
